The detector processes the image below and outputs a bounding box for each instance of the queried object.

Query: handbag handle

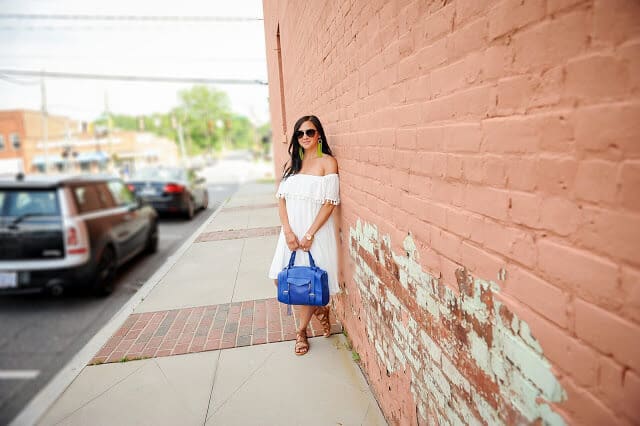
[287,250,317,268]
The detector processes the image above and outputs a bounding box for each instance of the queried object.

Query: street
[0,181,239,425]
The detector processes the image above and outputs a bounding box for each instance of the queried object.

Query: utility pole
[173,116,188,167]
[40,72,49,174]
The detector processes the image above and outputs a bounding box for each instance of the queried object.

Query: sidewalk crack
[360,402,372,425]
[52,362,147,426]
[203,350,222,425]
[153,358,199,419]
[204,350,274,423]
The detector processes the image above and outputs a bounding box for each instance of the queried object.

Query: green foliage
[93,85,269,155]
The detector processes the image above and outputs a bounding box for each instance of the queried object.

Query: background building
[0,109,75,175]
[263,1,639,425]
[0,110,180,176]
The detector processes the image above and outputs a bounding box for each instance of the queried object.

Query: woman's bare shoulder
[323,155,338,175]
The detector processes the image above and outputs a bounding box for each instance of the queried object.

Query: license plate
[0,272,17,289]
[140,188,157,196]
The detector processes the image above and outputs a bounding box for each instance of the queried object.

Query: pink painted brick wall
[263,1,640,424]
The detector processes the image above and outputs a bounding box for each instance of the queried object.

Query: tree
[173,85,232,153]
[92,85,262,155]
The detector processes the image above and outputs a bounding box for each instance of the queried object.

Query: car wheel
[93,246,117,297]
[145,222,159,254]
[184,198,195,220]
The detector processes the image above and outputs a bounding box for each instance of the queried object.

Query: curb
[9,197,230,426]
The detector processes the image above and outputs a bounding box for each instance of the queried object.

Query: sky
[0,0,270,125]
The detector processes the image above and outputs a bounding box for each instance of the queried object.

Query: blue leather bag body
[277,251,329,307]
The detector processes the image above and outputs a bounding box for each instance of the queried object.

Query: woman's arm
[299,203,336,251]
[278,197,300,251]
[299,157,338,251]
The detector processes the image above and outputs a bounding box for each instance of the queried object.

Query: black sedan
[126,167,208,219]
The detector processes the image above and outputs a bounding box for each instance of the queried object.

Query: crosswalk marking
[0,370,40,379]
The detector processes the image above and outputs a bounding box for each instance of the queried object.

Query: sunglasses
[295,129,317,139]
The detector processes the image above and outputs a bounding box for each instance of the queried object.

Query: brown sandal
[294,330,309,356]
[315,306,331,337]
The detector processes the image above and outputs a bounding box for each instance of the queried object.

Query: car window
[132,168,185,181]
[1,189,60,217]
[73,184,103,213]
[95,183,117,209]
[107,180,135,206]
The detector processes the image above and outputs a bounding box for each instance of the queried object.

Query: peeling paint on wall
[350,220,567,425]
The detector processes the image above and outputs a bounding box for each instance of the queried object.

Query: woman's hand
[284,230,300,251]
[299,233,314,252]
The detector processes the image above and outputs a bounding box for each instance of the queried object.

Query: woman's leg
[273,279,278,288]
[297,305,315,332]
[294,305,316,355]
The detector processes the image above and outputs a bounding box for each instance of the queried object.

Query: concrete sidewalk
[30,182,386,426]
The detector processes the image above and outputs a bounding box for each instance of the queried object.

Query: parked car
[0,174,158,296]
[126,167,208,219]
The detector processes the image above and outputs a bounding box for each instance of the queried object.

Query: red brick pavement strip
[195,226,281,243]
[222,203,279,212]
[89,298,342,365]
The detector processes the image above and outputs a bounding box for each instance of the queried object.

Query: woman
[268,115,340,356]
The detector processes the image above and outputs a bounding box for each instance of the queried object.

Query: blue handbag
[277,250,329,307]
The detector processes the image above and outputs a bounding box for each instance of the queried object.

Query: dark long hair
[282,115,333,178]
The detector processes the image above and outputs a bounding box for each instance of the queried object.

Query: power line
[0,69,268,86]
[0,14,263,22]
[0,72,40,85]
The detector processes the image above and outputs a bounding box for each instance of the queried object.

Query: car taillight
[163,183,184,193]
[66,225,88,255]
[67,227,78,245]
[127,184,136,192]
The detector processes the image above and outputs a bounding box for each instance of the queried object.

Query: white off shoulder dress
[268,173,341,295]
